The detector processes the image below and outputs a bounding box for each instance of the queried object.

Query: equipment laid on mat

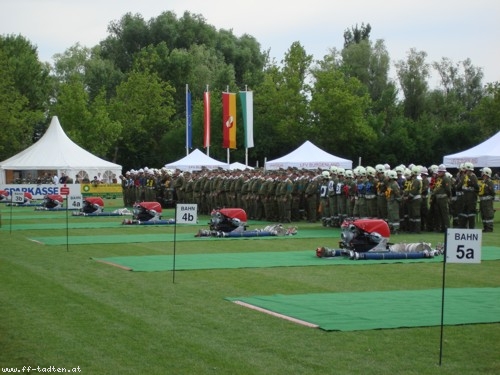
[122,201,167,224]
[196,224,297,237]
[0,189,9,201]
[81,197,104,214]
[315,218,443,260]
[34,194,66,210]
[195,208,297,237]
[210,208,248,232]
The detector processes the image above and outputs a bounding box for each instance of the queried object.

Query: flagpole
[205,84,210,157]
[244,85,248,166]
[185,84,189,156]
[226,85,230,165]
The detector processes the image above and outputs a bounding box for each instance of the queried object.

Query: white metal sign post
[172,204,198,283]
[9,191,25,233]
[60,186,71,251]
[439,228,482,365]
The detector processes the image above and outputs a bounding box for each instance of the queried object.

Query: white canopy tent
[229,162,254,170]
[265,140,353,170]
[0,116,122,184]
[443,131,500,168]
[165,149,229,171]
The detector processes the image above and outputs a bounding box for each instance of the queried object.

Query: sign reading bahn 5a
[446,228,482,264]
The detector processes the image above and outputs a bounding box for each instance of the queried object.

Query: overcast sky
[2,0,499,88]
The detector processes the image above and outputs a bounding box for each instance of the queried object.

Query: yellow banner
[80,183,122,197]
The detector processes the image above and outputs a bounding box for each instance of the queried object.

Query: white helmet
[464,162,474,171]
[337,167,345,176]
[357,166,367,177]
[420,166,429,175]
[429,165,439,174]
[482,167,492,177]
[366,166,376,177]
[322,171,331,179]
[388,170,397,179]
[403,168,412,178]
[330,166,338,174]
[411,166,421,176]
[345,170,354,178]
[394,165,404,174]
[375,164,385,173]
[438,164,447,172]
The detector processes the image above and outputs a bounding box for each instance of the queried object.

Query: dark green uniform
[478,175,495,232]
[386,178,401,233]
[459,171,479,229]
[431,171,452,232]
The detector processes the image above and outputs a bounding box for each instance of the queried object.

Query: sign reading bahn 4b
[176,204,198,224]
[446,228,482,264]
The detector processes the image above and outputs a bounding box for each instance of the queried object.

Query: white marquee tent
[165,149,229,171]
[229,162,254,170]
[0,116,122,184]
[265,140,352,170]
[443,131,500,168]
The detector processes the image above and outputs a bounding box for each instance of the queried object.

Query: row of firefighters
[118,162,496,233]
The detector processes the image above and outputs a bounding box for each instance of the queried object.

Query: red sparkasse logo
[60,185,70,195]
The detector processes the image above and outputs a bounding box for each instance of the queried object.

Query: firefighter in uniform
[327,167,338,225]
[344,170,356,218]
[431,164,452,232]
[355,167,368,218]
[385,170,401,233]
[459,162,479,229]
[453,164,467,227]
[406,166,422,233]
[375,165,388,220]
[426,164,439,231]
[319,171,330,226]
[365,166,377,218]
[305,172,319,222]
[478,167,495,232]
[335,168,347,225]
[420,167,430,232]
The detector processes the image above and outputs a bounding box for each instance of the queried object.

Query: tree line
[1,12,499,171]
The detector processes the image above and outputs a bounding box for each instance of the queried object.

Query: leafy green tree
[50,76,92,146]
[395,48,430,120]
[310,56,376,160]
[0,49,33,160]
[0,34,51,149]
[269,42,313,155]
[110,70,176,169]
[0,34,52,113]
[100,12,150,72]
[343,23,371,48]
[85,89,122,160]
[472,82,500,138]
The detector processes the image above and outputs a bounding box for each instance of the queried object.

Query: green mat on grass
[3,221,125,230]
[29,228,337,245]
[226,287,500,331]
[93,247,500,272]
[3,217,283,230]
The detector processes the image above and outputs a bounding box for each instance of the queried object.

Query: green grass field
[1,199,499,375]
